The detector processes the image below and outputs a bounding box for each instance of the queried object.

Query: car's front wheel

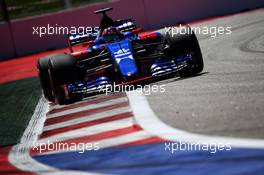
[48,54,79,105]
[37,55,59,102]
[164,26,204,77]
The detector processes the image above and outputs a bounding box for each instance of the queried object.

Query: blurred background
[0,0,264,60]
[0,0,110,20]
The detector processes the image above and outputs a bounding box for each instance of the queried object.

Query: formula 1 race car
[37,7,203,104]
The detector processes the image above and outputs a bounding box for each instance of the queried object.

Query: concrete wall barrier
[0,0,263,59]
[0,23,15,58]
[143,0,264,29]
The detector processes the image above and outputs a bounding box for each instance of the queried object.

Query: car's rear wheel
[164,26,204,77]
[48,54,79,105]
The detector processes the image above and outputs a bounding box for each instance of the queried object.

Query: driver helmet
[102,27,123,41]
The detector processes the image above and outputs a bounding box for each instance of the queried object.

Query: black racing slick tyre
[37,56,55,102]
[165,26,204,77]
[48,54,79,105]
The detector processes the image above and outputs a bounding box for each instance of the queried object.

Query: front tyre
[48,54,79,105]
[37,54,65,102]
[165,26,204,77]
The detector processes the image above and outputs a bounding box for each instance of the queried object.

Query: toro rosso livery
[37,7,203,104]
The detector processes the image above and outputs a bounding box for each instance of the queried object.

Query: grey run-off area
[147,9,264,139]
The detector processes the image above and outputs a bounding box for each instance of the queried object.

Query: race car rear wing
[113,19,137,32]
[67,32,97,52]
[68,32,96,46]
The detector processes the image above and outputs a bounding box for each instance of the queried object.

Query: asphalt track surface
[1,9,264,175]
[147,9,264,139]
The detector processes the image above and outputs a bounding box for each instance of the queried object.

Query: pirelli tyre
[164,26,204,77]
[37,54,64,102]
[48,54,79,105]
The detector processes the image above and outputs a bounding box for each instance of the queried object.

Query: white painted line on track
[127,91,264,149]
[38,118,134,145]
[47,97,128,119]
[44,107,131,131]
[8,97,104,175]
[96,130,152,148]
[39,130,152,155]
[8,97,53,173]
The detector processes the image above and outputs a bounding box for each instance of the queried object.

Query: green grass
[0,77,41,146]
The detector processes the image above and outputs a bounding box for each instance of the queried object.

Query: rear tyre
[165,26,204,77]
[48,54,79,105]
